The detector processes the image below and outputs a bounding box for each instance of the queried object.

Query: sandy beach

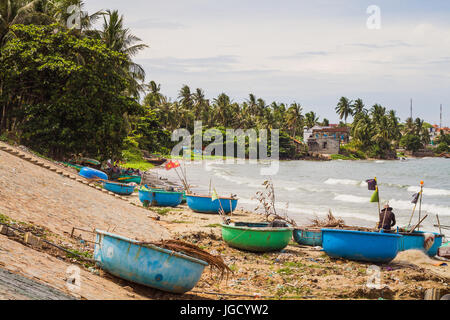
[0,142,448,300]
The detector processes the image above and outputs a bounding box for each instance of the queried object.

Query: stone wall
[307,137,340,155]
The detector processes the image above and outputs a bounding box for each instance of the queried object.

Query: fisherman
[378,202,396,230]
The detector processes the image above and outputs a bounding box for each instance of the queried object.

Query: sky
[84,0,450,126]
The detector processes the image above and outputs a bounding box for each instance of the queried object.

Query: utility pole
[440,104,443,130]
[410,99,413,119]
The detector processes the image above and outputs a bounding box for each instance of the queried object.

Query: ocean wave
[324,178,362,186]
[213,171,262,188]
[333,194,370,204]
[407,186,450,197]
[389,199,450,216]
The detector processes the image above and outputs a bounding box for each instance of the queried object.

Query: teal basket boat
[103,181,136,195]
[94,230,208,294]
[139,188,183,207]
[293,228,322,247]
[221,222,293,252]
[186,194,238,214]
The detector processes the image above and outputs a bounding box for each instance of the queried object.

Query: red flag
[165,161,174,170]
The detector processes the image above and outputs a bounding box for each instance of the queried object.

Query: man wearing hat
[378,202,396,230]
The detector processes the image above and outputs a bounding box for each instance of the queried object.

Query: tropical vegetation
[0,1,444,163]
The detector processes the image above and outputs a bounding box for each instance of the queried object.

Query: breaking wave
[333,194,370,204]
[407,186,450,197]
[389,199,450,216]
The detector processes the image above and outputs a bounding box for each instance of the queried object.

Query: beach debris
[310,210,345,228]
[254,179,297,226]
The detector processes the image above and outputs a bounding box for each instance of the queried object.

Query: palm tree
[304,111,319,129]
[285,102,303,137]
[213,93,232,127]
[352,98,366,116]
[335,97,353,124]
[0,0,45,45]
[192,88,209,123]
[98,10,148,98]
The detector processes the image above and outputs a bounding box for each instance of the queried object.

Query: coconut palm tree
[352,98,366,116]
[97,9,148,98]
[0,0,45,45]
[335,97,353,124]
[285,102,303,137]
[304,111,319,129]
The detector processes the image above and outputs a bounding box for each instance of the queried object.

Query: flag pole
[417,181,424,231]
[407,181,422,230]
[375,177,385,231]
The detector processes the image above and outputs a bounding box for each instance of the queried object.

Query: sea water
[157,158,450,237]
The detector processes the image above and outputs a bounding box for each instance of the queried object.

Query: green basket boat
[221,222,294,252]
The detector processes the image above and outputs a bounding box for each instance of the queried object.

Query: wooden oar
[436,214,442,235]
[409,214,428,233]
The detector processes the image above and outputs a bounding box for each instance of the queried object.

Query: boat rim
[186,194,238,201]
[398,231,443,238]
[139,188,183,195]
[294,227,322,232]
[221,223,294,232]
[95,230,209,266]
[321,228,402,238]
[103,181,136,187]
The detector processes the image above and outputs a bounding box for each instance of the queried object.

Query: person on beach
[378,203,396,230]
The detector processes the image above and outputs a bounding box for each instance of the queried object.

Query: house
[303,125,350,155]
[430,125,450,144]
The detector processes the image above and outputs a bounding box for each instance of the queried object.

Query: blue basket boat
[322,229,402,263]
[103,181,136,195]
[94,230,208,294]
[293,228,322,247]
[79,167,108,180]
[399,231,443,257]
[186,194,238,214]
[139,188,183,207]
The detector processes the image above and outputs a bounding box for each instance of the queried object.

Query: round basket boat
[221,222,293,252]
[94,230,208,294]
[103,181,136,195]
[322,229,402,263]
[293,228,322,247]
[186,194,238,214]
[139,188,183,207]
[79,167,108,180]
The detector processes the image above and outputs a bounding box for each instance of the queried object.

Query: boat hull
[139,189,183,207]
[79,167,108,180]
[399,231,443,257]
[186,195,238,214]
[322,229,402,263]
[293,228,322,247]
[103,181,136,195]
[221,222,293,252]
[94,230,208,294]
